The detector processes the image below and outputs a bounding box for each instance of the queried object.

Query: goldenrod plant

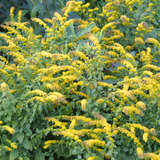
[0,0,160,159]
[0,120,17,156]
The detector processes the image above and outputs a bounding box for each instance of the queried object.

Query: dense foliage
[0,0,68,24]
[0,0,160,159]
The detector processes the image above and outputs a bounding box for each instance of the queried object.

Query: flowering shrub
[0,0,160,159]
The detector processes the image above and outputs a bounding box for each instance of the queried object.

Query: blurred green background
[0,0,69,24]
[0,0,104,24]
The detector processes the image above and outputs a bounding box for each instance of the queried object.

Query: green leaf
[23,138,33,151]
[9,150,18,160]
[31,3,42,18]
[16,133,24,144]
[35,150,45,160]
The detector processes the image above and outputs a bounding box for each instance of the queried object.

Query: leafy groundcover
[0,0,160,160]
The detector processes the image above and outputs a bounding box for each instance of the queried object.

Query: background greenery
[0,0,67,24]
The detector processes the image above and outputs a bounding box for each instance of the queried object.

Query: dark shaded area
[0,0,30,24]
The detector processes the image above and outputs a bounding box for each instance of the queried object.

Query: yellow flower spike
[44,140,58,145]
[26,89,47,97]
[10,143,18,149]
[121,60,136,73]
[0,55,8,64]
[142,71,153,77]
[102,22,116,32]
[18,10,22,23]
[87,156,97,160]
[45,117,67,129]
[54,12,64,25]
[32,18,49,29]
[150,128,156,136]
[84,139,105,148]
[122,106,144,116]
[45,92,67,104]
[4,146,12,152]
[130,127,135,134]
[82,3,90,9]
[10,7,15,21]
[0,121,3,125]
[69,119,77,129]
[43,144,51,149]
[81,99,88,111]
[136,21,153,32]
[145,38,160,47]
[28,96,45,103]
[127,123,149,133]
[44,83,61,91]
[143,132,149,142]
[96,98,105,104]
[136,101,146,110]
[2,125,15,134]
[44,140,64,149]
[91,26,100,33]
[143,153,160,160]
[135,37,145,45]
[143,64,160,71]
[97,82,113,88]
[8,52,28,64]
[150,136,160,144]
[107,14,118,22]
[73,91,89,98]
[54,130,82,143]
[60,19,74,32]
[70,51,89,61]
[63,1,83,17]
[103,75,117,80]
[123,83,129,91]
[136,147,144,158]
[120,15,130,25]
[61,115,92,123]
[125,45,134,51]
[118,127,142,147]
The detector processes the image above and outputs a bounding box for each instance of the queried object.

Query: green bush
[0,0,160,159]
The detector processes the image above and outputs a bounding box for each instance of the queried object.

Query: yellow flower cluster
[136,21,153,32]
[137,148,160,160]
